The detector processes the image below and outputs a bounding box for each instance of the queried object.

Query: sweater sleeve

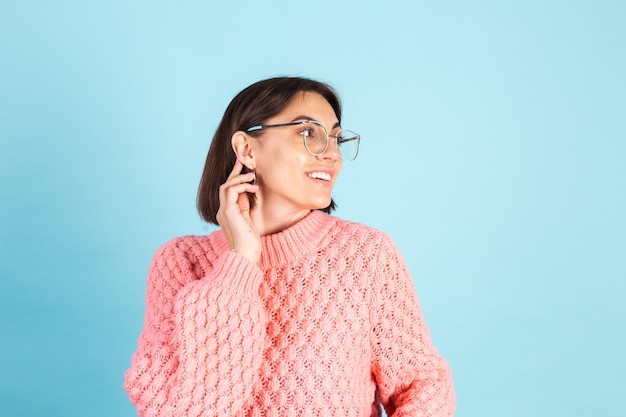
[124,240,267,417]
[369,233,455,417]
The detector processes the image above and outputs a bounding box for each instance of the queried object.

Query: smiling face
[248,91,343,219]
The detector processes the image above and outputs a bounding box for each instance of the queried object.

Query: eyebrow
[291,115,341,130]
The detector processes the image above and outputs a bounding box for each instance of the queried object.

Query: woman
[125,77,455,416]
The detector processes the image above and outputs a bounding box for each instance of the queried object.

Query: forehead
[273,91,339,124]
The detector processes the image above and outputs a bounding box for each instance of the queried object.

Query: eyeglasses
[246,120,360,161]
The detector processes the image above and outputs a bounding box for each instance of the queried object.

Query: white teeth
[309,172,331,181]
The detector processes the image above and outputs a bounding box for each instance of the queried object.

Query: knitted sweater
[124,210,455,416]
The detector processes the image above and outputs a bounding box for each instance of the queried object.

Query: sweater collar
[212,210,337,269]
[258,210,336,269]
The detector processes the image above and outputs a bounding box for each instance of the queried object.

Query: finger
[216,181,257,222]
[232,171,255,185]
[225,158,244,181]
[220,182,258,206]
[236,188,251,214]
[219,172,255,197]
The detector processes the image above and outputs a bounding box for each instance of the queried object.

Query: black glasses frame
[246,120,360,161]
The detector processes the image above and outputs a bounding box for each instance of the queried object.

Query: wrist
[232,247,261,265]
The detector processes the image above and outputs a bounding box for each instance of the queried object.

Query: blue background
[1,1,624,416]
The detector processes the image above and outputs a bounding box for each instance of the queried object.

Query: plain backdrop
[1,1,624,416]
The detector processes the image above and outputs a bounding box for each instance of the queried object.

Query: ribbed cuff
[211,250,264,296]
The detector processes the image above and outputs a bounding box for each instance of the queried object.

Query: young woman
[124,77,455,416]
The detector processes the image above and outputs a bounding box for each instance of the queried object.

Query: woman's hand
[216,159,261,264]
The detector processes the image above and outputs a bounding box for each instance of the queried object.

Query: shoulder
[328,214,393,241]
[149,230,229,275]
[156,232,221,252]
[325,214,398,253]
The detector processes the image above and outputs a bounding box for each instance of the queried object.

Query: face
[249,92,342,216]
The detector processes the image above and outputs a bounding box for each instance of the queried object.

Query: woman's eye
[301,129,313,137]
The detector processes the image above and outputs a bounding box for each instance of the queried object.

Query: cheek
[255,141,313,179]
[257,152,299,181]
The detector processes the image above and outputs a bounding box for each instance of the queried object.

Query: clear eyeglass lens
[301,121,360,161]
[335,129,360,161]
[302,121,329,155]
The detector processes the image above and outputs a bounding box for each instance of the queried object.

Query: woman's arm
[124,241,267,417]
[369,233,455,416]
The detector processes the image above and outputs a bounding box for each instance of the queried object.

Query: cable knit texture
[125,211,455,416]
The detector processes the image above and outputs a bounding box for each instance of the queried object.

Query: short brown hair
[197,77,342,224]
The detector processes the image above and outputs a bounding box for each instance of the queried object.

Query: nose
[322,137,341,161]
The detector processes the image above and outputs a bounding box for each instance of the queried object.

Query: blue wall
[1,1,624,416]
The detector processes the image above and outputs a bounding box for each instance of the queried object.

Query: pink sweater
[124,210,455,416]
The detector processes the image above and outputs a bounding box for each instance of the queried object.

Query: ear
[231,131,256,170]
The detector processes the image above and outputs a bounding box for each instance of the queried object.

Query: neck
[250,205,312,236]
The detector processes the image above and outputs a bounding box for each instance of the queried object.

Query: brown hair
[197,77,342,224]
